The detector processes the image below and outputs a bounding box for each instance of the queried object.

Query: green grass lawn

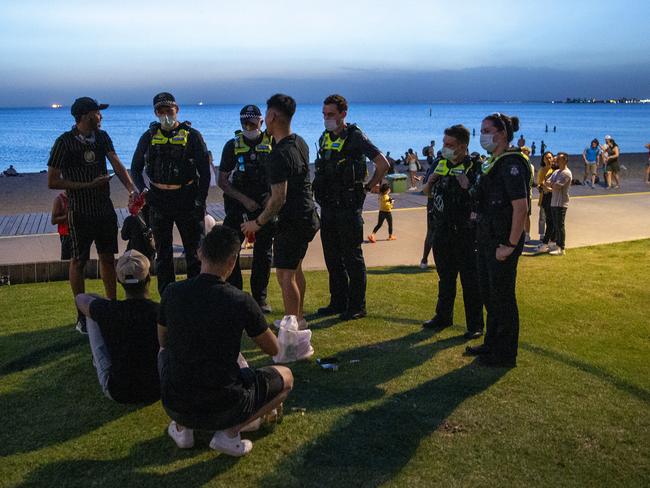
[1,240,649,487]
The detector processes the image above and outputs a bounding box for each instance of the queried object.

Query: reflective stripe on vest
[151,128,190,146]
[234,131,273,155]
[481,150,528,175]
[434,159,471,176]
[320,132,347,153]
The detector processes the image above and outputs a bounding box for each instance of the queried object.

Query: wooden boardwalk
[0,192,427,237]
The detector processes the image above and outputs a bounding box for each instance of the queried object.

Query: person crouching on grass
[158,225,293,456]
[368,183,396,242]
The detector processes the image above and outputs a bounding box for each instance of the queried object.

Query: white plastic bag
[273,315,314,364]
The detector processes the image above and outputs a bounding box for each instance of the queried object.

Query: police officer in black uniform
[312,94,390,320]
[422,125,484,339]
[467,113,530,367]
[218,105,275,313]
[131,92,211,294]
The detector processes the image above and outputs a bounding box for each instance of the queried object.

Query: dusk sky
[1,0,649,106]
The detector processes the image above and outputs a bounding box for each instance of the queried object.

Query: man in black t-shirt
[48,97,138,333]
[241,94,319,328]
[75,250,160,404]
[158,225,293,457]
[312,94,389,320]
[218,105,276,313]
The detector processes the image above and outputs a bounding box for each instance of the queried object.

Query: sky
[0,0,649,107]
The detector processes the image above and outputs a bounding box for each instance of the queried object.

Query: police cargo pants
[320,205,366,313]
[148,190,202,295]
[223,212,275,305]
[477,237,524,361]
[430,228,484,332]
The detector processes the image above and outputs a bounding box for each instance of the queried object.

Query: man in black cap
[131,92,211,294]
[218,105,275,313]
[48,96,137,333]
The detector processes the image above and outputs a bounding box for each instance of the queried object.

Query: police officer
[218,105,275,313]
[422,125,484,339]
[131,92,211,294]
[467,113,530,367]
[312,94,390,320]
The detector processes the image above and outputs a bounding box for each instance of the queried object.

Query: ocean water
[0,103,648,173]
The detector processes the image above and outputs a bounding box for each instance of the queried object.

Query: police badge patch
[510,166,519,175]
[84,150,96,163]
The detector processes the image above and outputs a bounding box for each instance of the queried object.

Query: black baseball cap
[71,97,109,117]
[153,92,177,108]
[240,104,262,121]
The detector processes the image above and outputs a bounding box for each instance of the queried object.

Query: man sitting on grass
[158,225,293,457]
[75,250,160,404]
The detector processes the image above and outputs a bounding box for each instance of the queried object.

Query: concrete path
[1,191,648,267]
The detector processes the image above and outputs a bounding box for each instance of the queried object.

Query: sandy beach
[1,152,647,216]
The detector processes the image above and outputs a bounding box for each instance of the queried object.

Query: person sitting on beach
[3,165,19,177]
[51,192,72,260]
[75,250,160,404]
[158,225,293,457]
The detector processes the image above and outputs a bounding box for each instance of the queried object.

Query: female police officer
[467,113,530,367]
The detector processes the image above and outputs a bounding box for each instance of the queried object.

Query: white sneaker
[75,317,88,335]
[209,431,253,456]
[167,421,194,449]
[273,318,308,330]
[419,260,428,269]
[549,248,566,256]
[535,243,550,253]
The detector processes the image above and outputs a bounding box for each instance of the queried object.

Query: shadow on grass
[22,434,240,488]
[305,314,424,331]
[261,362,506,487]
[366,266,430,276]
[0,326,144,457]
[521,342,650,404]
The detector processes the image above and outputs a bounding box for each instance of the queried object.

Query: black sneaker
[317,304,346,316]
[464,344,489,356]
[339,309,367,321]
[422,316,453,330]
[257,301,272,314]
[75,315,88,335]
[463,330,484,340]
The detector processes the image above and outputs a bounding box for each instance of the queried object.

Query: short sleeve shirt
[335,125,381,161]
[88,298,161,403]
[266,134,316,222]
[158,274,268,414]
[48,129,115,216]
[584,146,600,163]
[219,139,238,173]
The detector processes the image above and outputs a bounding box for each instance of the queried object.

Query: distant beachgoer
[426,140,435,165]
[385,151,396,175]
[547,152,572,256]
[368,183,396,243]
[51,192,71,260]
[582,139,601,187]
[531,142,536,156]
[540,140,546,156]
[545,124,548,133]
[553,126,557,133]
[604,136,621,189]
[3,165,19,177]
[517,135,526,148]
[644,143,650,185]
[406,148,421,190]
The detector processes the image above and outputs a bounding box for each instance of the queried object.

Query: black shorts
[60,235,72,260]
[273,212,320,270]
[68,211,118,261]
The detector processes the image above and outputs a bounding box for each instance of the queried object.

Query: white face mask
[480,133,497,153]
[243,129,261,140]
[441,147,457,161]
[159,114,176,131]
[324,118,339,131]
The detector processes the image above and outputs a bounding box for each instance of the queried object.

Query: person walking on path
[131,92,211,295]
[47,97,137,333]
[547,152,572,256]
[368,183,396,242]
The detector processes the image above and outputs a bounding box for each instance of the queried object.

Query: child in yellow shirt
[368,183,396,242]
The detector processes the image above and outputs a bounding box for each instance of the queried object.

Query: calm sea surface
[1,103,648,173]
